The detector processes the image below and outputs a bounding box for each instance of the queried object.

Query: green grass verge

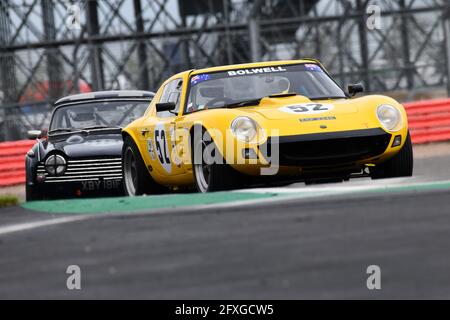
[22,192,277,215]
[20,180,450,215]
[0,195,19,208]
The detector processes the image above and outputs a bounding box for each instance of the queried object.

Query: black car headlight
[45,154,67,176]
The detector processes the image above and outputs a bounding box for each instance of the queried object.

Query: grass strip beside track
[21,192,277,215]
[20,180,450,216]
[0,195,19,208]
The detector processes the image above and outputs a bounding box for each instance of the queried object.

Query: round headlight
[231,117,258,142]
[45,154,67,176]
[376,105,402,131]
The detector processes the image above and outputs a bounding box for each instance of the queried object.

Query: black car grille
[37,157,122,183]
[260,128,392,166]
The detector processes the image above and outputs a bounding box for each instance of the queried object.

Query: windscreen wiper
[223,98,263,109]
[309,96,347,100]
[268,92,298,98]
[223,93,299,109]
[48,128,75,135]
[82,125,121,131]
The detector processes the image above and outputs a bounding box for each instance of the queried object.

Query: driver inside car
[188,84,226,112]
[68,110,98,129]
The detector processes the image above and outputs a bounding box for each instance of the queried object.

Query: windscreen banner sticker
[279,103,334,115]
[304,64,322,72]
[191,74,211,86]
[228,66,287,76]
[154,123,172,173]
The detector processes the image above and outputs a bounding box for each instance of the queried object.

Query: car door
[140,78,184,178]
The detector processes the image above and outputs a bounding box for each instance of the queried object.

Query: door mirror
[155,102,176,112]
[347,83,364,97]
[27,130,42,140]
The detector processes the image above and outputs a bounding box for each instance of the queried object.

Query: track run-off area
[0,143,449,299]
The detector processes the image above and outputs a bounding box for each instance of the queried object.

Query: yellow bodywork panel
[123,60,409,187]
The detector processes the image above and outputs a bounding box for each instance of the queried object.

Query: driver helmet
[68,110,97,128]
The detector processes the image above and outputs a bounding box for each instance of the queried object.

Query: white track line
[0,216,88,237]
[3,178,450,237]
[240,178,450,194]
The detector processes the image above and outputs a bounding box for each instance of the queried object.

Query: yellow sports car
[122,59,413,194]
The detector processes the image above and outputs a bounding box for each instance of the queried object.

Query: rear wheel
[370,132,413,179]
[122,136,166,196]
[192,129,242,192]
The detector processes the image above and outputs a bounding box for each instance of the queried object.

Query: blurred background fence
[0,0,449,141]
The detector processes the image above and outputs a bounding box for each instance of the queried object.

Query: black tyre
[122,136,166,196]
[370,132,414,179]
[25,184,42,202]
[191,129,242,192]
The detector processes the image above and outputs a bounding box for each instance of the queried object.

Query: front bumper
[31,156,124,199]
[228,128,401,177]
[260,128,392,166]
[30,179,124,199]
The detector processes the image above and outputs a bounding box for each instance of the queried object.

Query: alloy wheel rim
[194,140,211,193]
[124,147,137,196]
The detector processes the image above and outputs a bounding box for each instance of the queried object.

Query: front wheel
[370,132,414,179]
[122,136,166,196]
[191,129,242,193]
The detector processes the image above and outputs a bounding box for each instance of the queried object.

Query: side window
[156,79,183,118]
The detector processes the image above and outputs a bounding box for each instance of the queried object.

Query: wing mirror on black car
[347,83,365,97]
[155,102,176,113]
[27,130,42,140]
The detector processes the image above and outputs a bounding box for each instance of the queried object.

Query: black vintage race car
[25,90,154,201]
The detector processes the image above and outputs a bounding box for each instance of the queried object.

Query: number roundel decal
[154,123,172,173]
[279,103,334,115]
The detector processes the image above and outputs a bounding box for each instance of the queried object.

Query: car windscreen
[50,100,149,132]
[185,63,346,113]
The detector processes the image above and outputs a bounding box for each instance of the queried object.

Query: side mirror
[155,102,176,113]
[347,83,364,97]
[27,130,42,140]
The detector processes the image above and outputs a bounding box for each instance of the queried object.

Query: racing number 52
[289,103,328,113]
[155,129,171,165]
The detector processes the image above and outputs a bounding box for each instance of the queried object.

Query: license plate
[81,179,121,191]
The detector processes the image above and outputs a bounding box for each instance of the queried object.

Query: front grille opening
[37,157,122,183]
[260,129,392,167]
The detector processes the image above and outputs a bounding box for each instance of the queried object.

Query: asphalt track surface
[0,155,450,299]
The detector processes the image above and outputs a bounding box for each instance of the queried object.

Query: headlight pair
[376,105,402,131]
[231,106,402,141]
[45,154,67,176]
